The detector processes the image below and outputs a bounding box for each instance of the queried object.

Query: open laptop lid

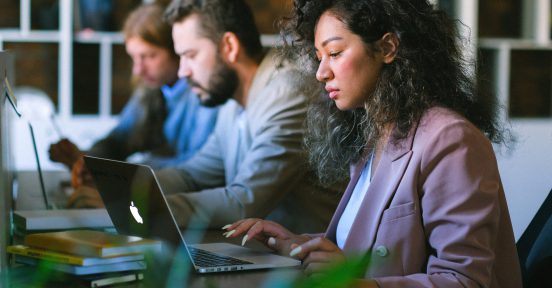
[83,155,185,249]
[84,155,301,276]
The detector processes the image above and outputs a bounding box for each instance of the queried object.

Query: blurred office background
[0,0,551,239]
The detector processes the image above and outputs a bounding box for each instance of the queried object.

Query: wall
[476,0,552,239]
[496,120,552,239]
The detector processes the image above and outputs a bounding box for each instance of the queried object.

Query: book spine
[25,235,101,257]
[7,246,84,265]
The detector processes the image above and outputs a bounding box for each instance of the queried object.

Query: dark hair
[123,4,175,58]
[164,0,263,60]
[282,0,508,186]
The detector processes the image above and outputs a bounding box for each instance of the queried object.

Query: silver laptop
[83,155,300,274]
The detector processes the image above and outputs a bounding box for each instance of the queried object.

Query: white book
[14,208,114,231]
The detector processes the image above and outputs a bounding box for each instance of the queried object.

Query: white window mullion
[58,0,73,119]
[99,38,112,118]
[497,44,511,121]
[455,0,479,67]
[535,0,550,44]
[20,0,31,35]
[523,0,551,44]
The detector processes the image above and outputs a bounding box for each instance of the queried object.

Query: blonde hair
[123,3,175,57]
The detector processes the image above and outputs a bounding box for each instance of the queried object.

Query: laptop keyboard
[188,247,253,267]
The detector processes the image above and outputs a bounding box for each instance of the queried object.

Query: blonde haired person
[50,4,218,207]
[49,4,218,171]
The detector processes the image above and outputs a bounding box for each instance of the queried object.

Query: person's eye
[329,51,341,58]
[185,52,196,60]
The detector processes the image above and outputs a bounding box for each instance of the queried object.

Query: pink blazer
[325,107,522,287]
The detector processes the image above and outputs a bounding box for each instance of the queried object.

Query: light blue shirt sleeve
[88,80,216,167]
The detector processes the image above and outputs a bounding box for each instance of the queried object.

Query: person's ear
[379,32,399,64]
[220,32,240,63]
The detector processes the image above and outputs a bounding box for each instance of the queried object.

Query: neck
[232,53,264,107]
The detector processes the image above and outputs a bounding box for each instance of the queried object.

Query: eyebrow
[321,36,343,47]
[176,49,194,56]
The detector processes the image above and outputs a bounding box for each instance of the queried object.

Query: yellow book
[7,245,144,266]
[24,230,162,258]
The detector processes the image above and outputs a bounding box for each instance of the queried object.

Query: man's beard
[189,59,239,108]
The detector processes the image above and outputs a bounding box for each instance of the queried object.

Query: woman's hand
[221,218,311,256]
[289,236,346,275]
[67,185,105,208]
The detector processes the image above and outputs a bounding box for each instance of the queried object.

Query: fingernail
[267,237,276,247]
[221,224,231,230]
[241,235,248,246]
[289,246,302,257]
[225,230,236,238]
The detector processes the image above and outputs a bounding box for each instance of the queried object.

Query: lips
[325,86,339,100]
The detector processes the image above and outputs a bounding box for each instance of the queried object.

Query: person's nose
[178,59,192,79]
[316,59,333,82]
[132,60,145,77]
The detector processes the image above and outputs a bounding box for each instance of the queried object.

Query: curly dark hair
[281,0,507,186]
[164,0,263,60]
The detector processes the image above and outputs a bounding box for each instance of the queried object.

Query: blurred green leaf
[293,255,371,288]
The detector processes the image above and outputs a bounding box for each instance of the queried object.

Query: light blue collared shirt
[109,78,218,168]
[157,78,219,167]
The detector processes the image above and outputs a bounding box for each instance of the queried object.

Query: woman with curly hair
[223,0,522,286]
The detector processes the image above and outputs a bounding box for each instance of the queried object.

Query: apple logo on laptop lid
[130,201,143,224]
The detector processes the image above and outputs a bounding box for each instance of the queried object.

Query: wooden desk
[4,230,303,287]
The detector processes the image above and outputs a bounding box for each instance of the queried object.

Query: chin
[334,101,352,111]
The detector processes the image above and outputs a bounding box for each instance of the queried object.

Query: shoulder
[247,72,310,124]
[255,49,320,102]
[416,107,488,144]
[414,107,495,165]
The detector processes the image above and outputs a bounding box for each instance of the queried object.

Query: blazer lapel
[325,157,370,242]
[342,124,419,252]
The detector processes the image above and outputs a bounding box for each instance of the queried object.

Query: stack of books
[12,209,115,242]
[8,230,162,287]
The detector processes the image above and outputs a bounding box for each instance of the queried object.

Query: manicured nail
[221,224,231,230]
[289,246,302,257]
[225,230,236,238]
[267,237,276,247]
[241,235,248,246]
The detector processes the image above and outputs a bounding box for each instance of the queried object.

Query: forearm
[155,167,202,195]
[166,187,244,228]
[87,136,129,160]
